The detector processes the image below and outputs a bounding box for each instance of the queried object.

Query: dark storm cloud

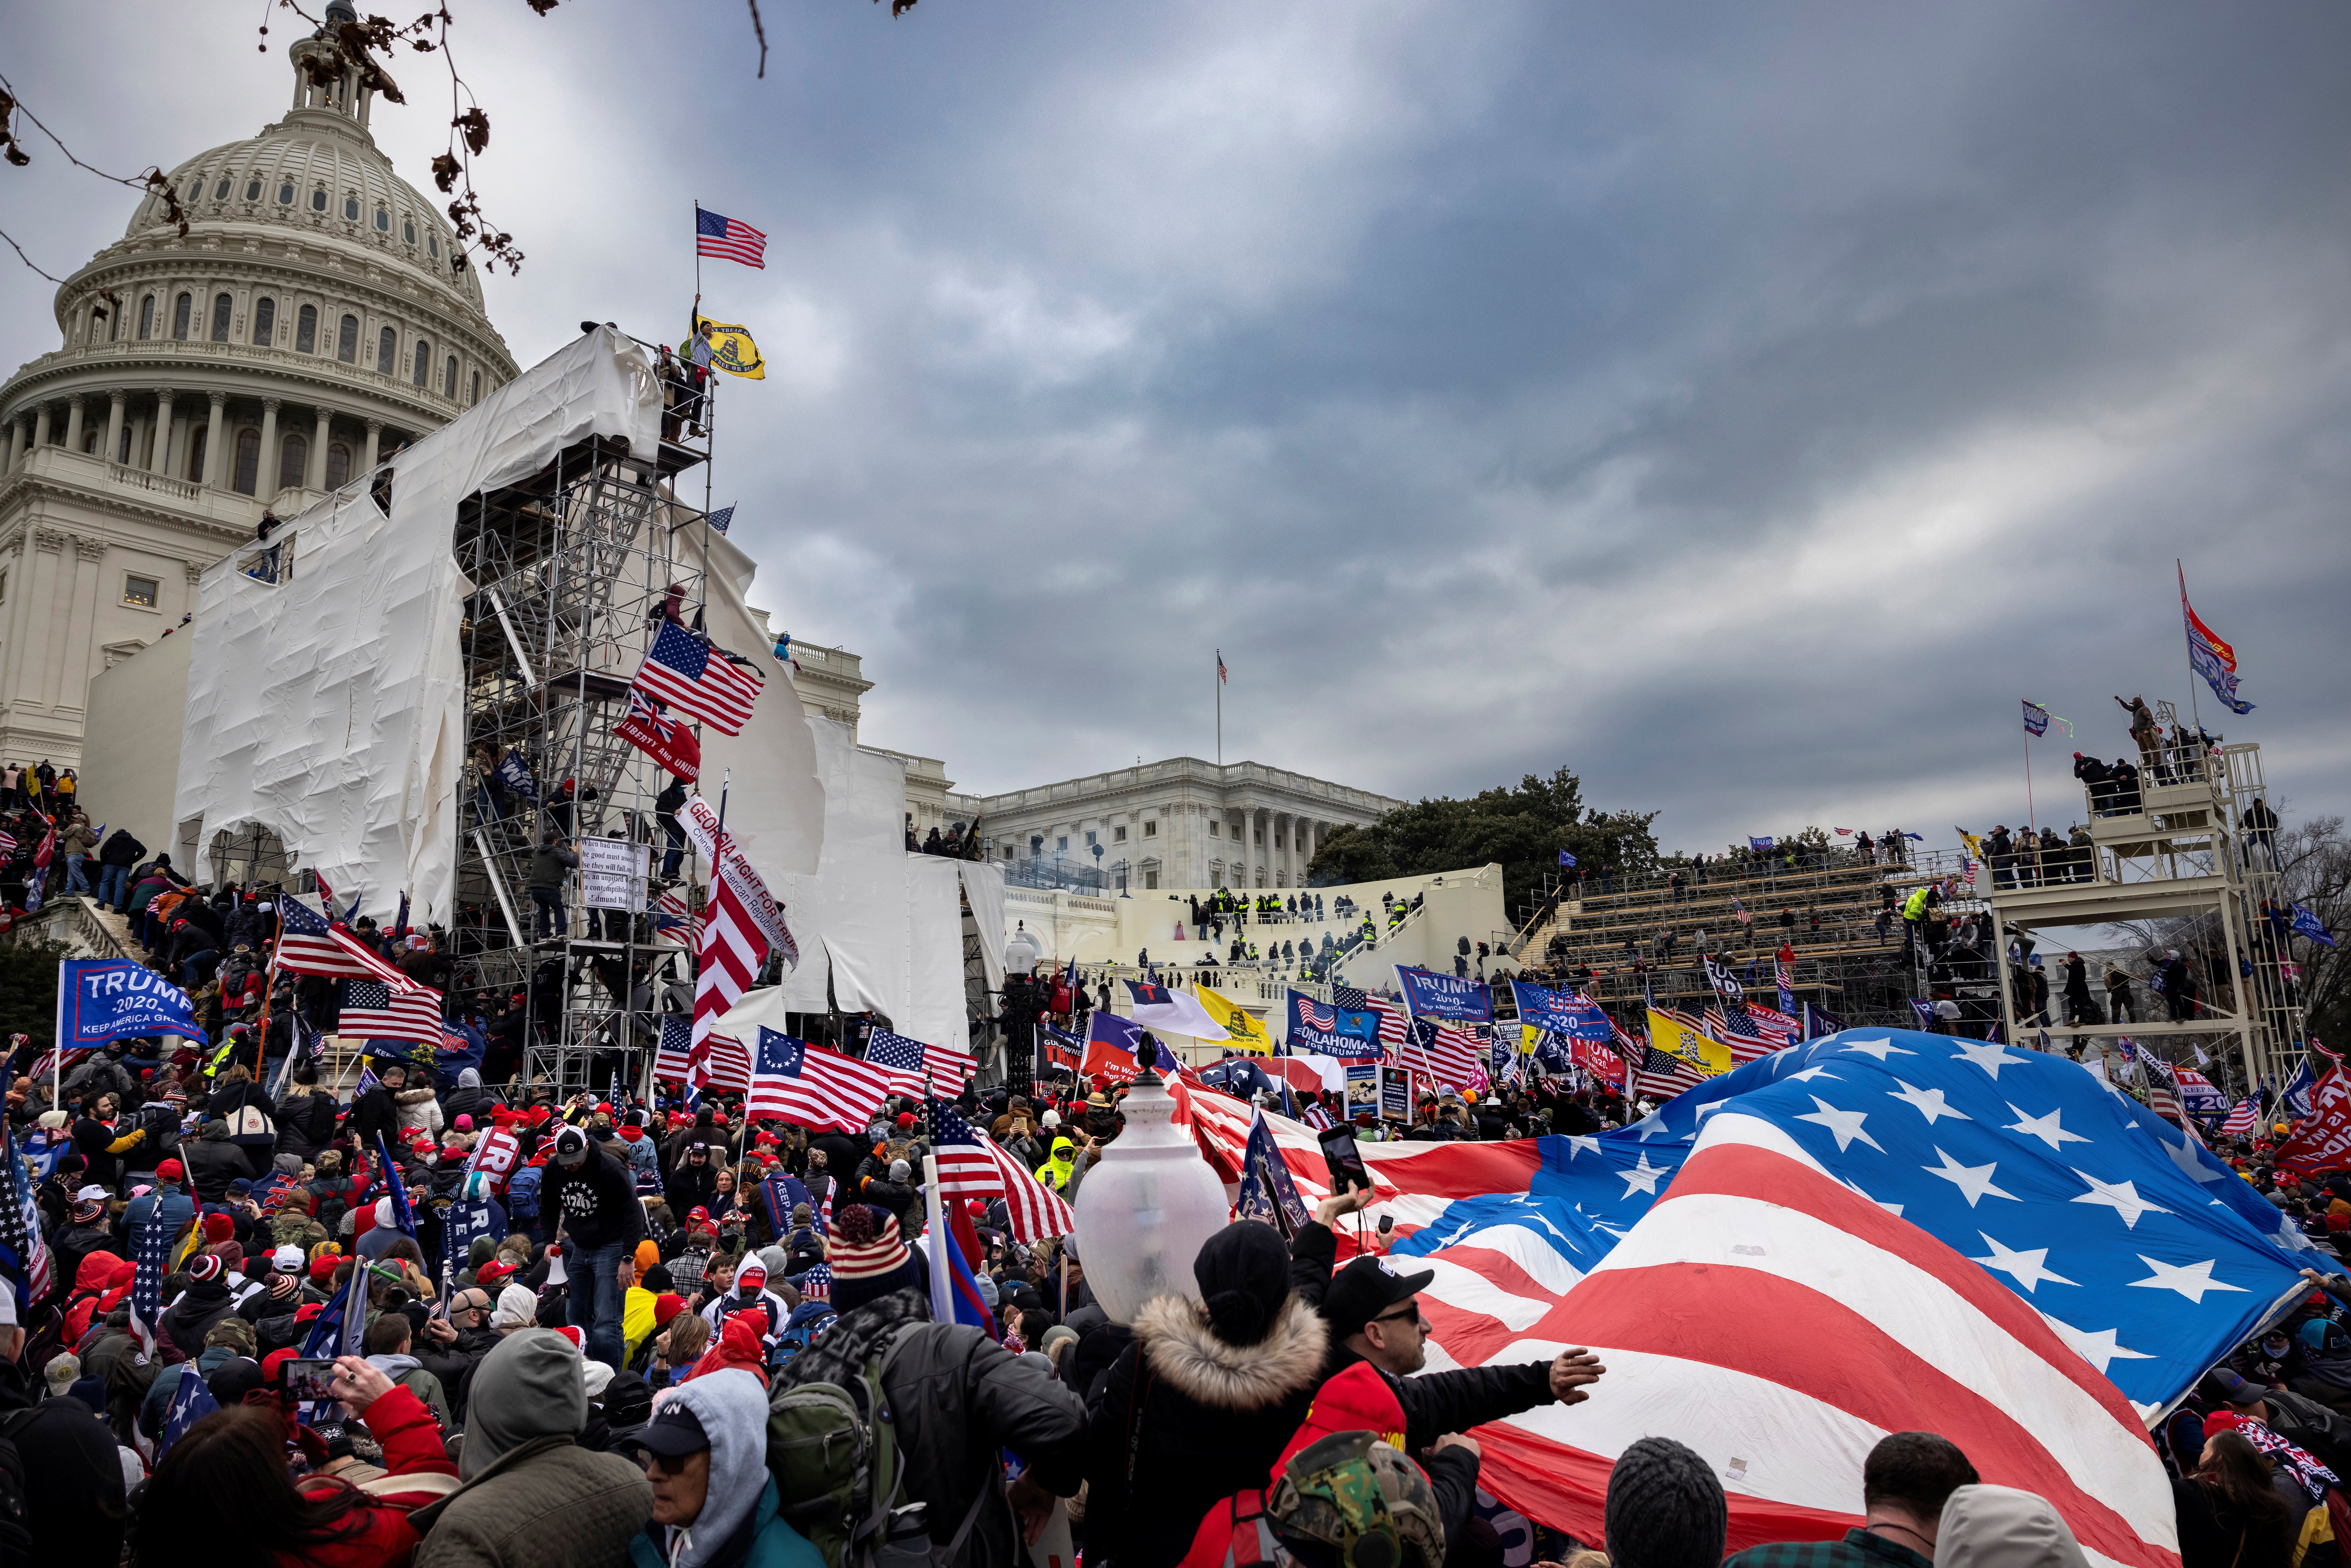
[7,2,2346,854]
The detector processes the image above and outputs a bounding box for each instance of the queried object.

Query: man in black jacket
[547,1123,646,1372]
[1290,1195,1602,1463]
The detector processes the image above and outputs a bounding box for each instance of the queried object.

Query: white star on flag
[2128,1255,2246,1303]
[1952,1038,2024,1078]
[1618,1153,1668,1197]
[1562,1135,1601,1161]
[1889,1080,1971,1125]
[2005,1104,2092,1151]
[2040,1315,2157,1375]
[1782,1066,1842,1084]
[1793,1096,1883,1153]
[1839,1038,1915,1060]
[2069,1171,2173,1230]
[1923,1148,2017,1208]
[1970,1233,2078,1293]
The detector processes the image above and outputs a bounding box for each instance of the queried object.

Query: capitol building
[0,8,517,772]
[2,8,1396,890]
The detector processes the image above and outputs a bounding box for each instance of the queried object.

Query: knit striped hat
[826,1205,919,1313]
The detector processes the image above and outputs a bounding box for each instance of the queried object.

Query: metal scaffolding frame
[448,368,718,1098]
[1981,723,2302,1090]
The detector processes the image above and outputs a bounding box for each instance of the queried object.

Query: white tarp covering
[773,717,968,1046]
[674,523,823,880]
[959,860,1007,997]
[174,328,662,923]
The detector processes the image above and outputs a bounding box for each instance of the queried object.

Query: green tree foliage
[1306,767,1659,924]
[0,939,66,1047]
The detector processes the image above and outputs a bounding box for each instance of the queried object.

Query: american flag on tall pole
[705,505,735,535]
[926,1096,1074,1243]
[1409,1017,1484,1092]
[654,1015,694,1086]
[1333,987,1410,1051]
[864,1029,977,1098]
[2220,1099,2258,1137]
[746,1028,894,1134]
[632,621,764,736]
[274,897,411,985]
[128,1201,171,1356]
[696,206,768,269]
[0,1135,53,1312]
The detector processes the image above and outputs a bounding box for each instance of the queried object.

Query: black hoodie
[0,1355,126,1568]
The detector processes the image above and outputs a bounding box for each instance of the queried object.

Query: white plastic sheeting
[959,860,1007,997]
[774,718,969,1048]
[174,328,662,923]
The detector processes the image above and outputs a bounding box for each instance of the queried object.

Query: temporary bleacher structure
[1979,712,2301,1090]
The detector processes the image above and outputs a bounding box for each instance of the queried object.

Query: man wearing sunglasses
[418,1284,501,1425]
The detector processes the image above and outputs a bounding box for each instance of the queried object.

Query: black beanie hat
[1192,1219,1290,1346]
[1605,1436,1726,1568]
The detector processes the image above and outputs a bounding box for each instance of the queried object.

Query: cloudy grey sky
[8,1,2348,858]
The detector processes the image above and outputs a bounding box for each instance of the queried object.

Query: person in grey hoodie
[618,1366,823,1568]
[412,1328,652,1568]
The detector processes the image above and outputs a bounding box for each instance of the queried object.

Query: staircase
[7,894,139,960]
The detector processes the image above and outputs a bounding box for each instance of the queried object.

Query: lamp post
[1092,841,1104,894]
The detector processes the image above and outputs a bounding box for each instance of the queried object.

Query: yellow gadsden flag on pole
[691,313,765,380]
[1195,983,1271,1053]
[1648,1008,1730,1077]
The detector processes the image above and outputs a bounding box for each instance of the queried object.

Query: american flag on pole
[2220,1098,2258,1137]
[705,505,735,535]
[339,979,443,1041]
[654,1015,694,1085]
[0,1136,53,1312]
[1408,1017,1484,1092]
[1702,1001,1784,1067]
[1335,988,1411,1053]
[696,206,768,269]
[698,1032,754,1096]
[746,1028,894,1134]
[1635,1041,1707,1100]
[864,1029,977,1097]
[275,897,410,985]
[633,621,763,736]
[128,1202,171,1356]
[926,1096,1075,1243]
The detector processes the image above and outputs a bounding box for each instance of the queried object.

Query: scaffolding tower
[449,372,719,1098]
[1981,708,2301,1091]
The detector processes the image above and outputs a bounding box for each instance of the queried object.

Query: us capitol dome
[0,0,518,768]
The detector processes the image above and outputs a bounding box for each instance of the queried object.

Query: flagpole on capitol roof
[1215,649,1223,767]
[2176,560,2203,733]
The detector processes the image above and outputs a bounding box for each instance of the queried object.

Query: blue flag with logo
[1234,1108,1312,1236]
[1287,990,1380,1058]
[1556,850,1577,869]
[2292,904,2337,949]
[1393,966,1490,1022]
[57,959,207,1046]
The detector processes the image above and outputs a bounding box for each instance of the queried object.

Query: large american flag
[275,896,410,985]
[695,206,768,269]
[746,1028,893,1134]
[340,979,444,1041]
[864,1029,977,1098]
[633,621,763,736]
[927,1096,1074,1243]
[654,1015,694,1085]
[128,1200,171,1355]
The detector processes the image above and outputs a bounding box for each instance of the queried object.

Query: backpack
[766,1332,989,1568]
[507,1164,541,1219]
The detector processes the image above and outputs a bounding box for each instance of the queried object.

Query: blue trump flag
[1557,850,1578,869]
[1510,980,1611,1044]
[374,1135,419,1240]
[1393,966,1491,1022]
[56,959,207,1047]
[2292,904,2337,949]
[1234,1108,1311,1237]
[1748,836,1775,851]
[1386,1028,2317,1414]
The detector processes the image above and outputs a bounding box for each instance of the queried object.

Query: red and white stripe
[1745,1001,1802,1049]
[1458,1113,2178,1567]
[1411,1021,1486,1093]
[1702,1007,1775,1067]
[984,1137,1077,1243]
[2219,1099,2257,1137]
[1364,995,1412,1055]
[275,923,411,986]
[697,1033,753,1095]
[691,873,766,1083]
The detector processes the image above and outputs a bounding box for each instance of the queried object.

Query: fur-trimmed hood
[1134,1291,1327,1411]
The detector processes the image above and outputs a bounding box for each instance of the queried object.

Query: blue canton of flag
[706,504,734,534]
[159,1362,219,1459]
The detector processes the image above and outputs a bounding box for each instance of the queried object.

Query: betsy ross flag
[2181,564,2254,715]
[275,897,409,985]
[927,1096,1075,1243]
[696,206,767,269]
[747,1028,894,1134]
[1408,1016,1483,1092]
[340,979,443,1041]
[633,621,764,736]
[864,1029,977,1097]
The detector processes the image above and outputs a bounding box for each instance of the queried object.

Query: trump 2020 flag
[58,959,207,1047]
[2181,564,2255,715]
